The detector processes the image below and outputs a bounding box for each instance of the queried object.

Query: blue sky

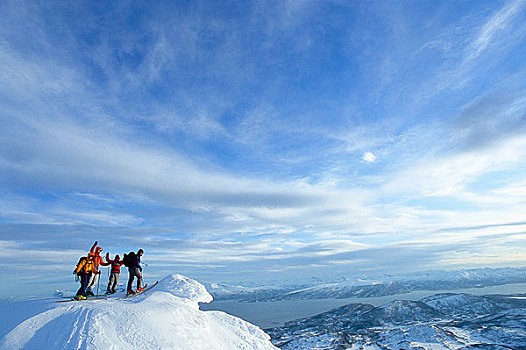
[1,0,526,299]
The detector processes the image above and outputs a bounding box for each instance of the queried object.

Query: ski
[120,281,159,299]
[56,281,158,302]
[56,296,109,303]
[61,294,107,299]
[127,282,149,296]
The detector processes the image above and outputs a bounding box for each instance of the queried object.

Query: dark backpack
[122,251,135,267]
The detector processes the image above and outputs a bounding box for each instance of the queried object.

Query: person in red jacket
[85,241,110,296]
[105,253,124,294]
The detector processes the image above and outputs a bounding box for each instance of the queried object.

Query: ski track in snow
[0,274,277,350]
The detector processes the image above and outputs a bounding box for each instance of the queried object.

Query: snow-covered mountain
[0,274,277,350]
[209,266,526,301]
[266,293,526,349]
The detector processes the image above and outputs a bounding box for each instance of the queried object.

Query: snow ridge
[0,274,277,350]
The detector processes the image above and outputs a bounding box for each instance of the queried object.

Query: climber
[85,241,109,296]
[105,253,124,294]
[126,249,144,295]
[73,254,98,300]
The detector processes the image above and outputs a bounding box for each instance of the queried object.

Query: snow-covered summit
[0,274,277,350]
[155,273,213,304]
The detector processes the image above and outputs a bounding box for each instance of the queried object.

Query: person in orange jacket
[85,241,109,296]
[73,254,97,300]
[105,253,124,294]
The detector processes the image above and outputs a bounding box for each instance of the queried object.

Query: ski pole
[97,272,100,296]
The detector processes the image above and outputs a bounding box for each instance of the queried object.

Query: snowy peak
[0,274,277,350]
[156,274,213,304]
[421,293,502,317]
[374,300,442,323]
[348,300,442,330]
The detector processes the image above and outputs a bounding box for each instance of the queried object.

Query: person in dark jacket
[105,253,124,294]
[127,249,144,295]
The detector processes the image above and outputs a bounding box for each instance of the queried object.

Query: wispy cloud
[464,0,526,62]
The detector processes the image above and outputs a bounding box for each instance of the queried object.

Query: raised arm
[105,252,114,264]
[90,240,98,254]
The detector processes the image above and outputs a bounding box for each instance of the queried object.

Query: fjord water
[200,282,526,328]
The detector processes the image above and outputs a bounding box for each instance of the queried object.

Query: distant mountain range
[207,267,526,302]
[265,292,526,349]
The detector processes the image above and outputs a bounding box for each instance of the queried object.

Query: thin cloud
[450,85,526,151]
[464,0,526,62]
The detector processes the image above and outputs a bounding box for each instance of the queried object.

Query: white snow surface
[0,274,278,350]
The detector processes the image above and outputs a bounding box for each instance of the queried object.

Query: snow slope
[0,274,277,350]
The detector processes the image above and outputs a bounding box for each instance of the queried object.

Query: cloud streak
[464,0,526,62]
